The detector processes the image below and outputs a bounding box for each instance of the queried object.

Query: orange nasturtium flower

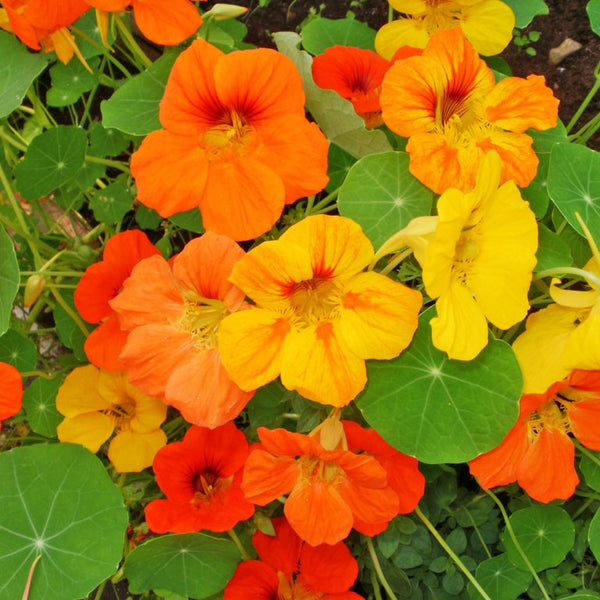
[218,215,422,407]
[74,230,160,372]
[56,365,167,472]
[84,0,203,46]
[380,28,559,194]
[470,369,600,503]
[0,362,23,428]
[312,46,391,128]
[242,413,402,546]
[144,422,255,533]
[0,0,89,64]
[110,232,253,429]
[376,0,515,59]
[131,38,329,242]
[224,517,363,600]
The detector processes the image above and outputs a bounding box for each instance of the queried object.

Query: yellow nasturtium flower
[56,365,167,472]
[376,0,515,59]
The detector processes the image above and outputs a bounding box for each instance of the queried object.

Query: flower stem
[227,528,251,561]
[365,536,397,600]
[114,14,152,69]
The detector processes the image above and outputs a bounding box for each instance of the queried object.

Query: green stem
[379,248,413,276]
[415,506,492,600]
[571,497,595,520]
[462,507,492,559]
[0,126,28,152]
[566,66,600,134]
[370,568,384,600]
[575,439,600,468]
[535,266,600,289]
[309,188,339,214]
[114,14,152,69]
[47,283,90,336]
[85,155,130,174]
[304,195,315,216]
[227,528,251,561]
[365,536,397,600]
[92,579,107,600]
[570,111,600,144]
[71,25,133,78]
[484,490,551,600]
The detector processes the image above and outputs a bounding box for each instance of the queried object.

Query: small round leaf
[468,554,532,600]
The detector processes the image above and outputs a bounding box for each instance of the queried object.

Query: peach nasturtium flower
[380,28,559,193]
[110,232,253,429]
[131,38,329,242]
[470,369,600,503]
[218,215,422,407]
[56,365,167,473]
[0,362,23,429]
[376,0,515,59]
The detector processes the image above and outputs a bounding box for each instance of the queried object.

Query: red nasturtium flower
[145,422,255,533]
[380,28,559,193]
[131,38,329,241]
[74,230,160,372]
[110,232,253,429]
[84,0,203,46]
[242,413,401,546]
[224,517,363,600]
[218,215,423,408]
[0,0,89,63]
[0,362,23,428]
[469,369,600,503]
[312,46,391,128]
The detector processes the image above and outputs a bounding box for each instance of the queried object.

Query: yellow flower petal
[57,412,114,453]
[56,365,109,418]
[460,1,515,55]
[108,429,167,473]
[375,18,429,60]
[125,381,167,434]
[388,0,427,13]
[562,313,600,371]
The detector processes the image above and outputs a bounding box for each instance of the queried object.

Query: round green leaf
[47,57,98,108]
[0,443,128,600]
[589,506,600,563]
[301,17,376,55]
[88,122,130,158]
[502,505,575,572]
[579,449,600,491]
[558,594,600,600]
[338,151,433,248]
[22,378,63,438]
[468,554,532,600]
[588,0,600,35]
[535,223,572,272]
[71,9,116,58]
[0,328,37,371]
[503,0,549,27]
[0,225,19,337]
[91,180,134,223]
[168,208,204,233]
[357,308,522,463]
[548,143,600,241]
[326,144,356,192]
[124,533,240,599]
[15,126,87,201]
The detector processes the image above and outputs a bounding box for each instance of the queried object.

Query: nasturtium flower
[224,517,363,600]
[376,0,515,59]
[74,230,160,372]
[84,0,203,46]
[131,38,329,241]
[1,0,89,64]
[242,413,400,546]
[218,215,422,407]
[312,46,391,128]
[0,362,23,428]
[110,232,253,429]
[145,422,255,533]
[380,27,559,193]
[56,365,167,473]
[470,369,600,503]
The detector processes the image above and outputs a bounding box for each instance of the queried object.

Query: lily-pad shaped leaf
[88,122,130,158]
[468,554,531,600]
[0,443,128,600]
[357,308,522,464]
[90,180,134,223]
[0,31,47,119]
[535,223,572,272]
[274,32,392,159]
[0,328,37,371]
[47,57,99,107]
[338,151,433,248]
[14,126,87,201]
[548,142,600,240]
[0,225,19,337]
[579,449,600,491]
[327,144,356,192]
[101,52,178,136]
[301,18,376,55]
[589,506,600,563]
[503,0,549,27]
[71,9,116,59]
[502,505,575,572]
[588,0,600,35]
[22,378,63,438]
[124,533,240,599]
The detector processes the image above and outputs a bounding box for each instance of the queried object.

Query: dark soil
[236,0,600,148]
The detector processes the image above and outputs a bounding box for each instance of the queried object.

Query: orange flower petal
[83,317,129,372]
[242,448,300,505]
[567,397,600,451]
[0,362,23,423]
[132,0,202,46]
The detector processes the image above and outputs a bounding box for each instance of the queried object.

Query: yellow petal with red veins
[108,429,167,473]
[57,412,114,453]
[336,271,422,360]
[56,365,109,417]
[375,19,430,60]
[280,322,366,406]
[460,0,515,56]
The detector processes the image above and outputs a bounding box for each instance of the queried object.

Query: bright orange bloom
[74,230,160,372]
[312,46,391,128]
[380,28,559,193]
[145,422,254,533]
[242,414,400,546]
[1,0,89,63]
[110,231,253,428]
[131,38,329,241]
[470,369,600,503]
[0,362,23,428]
[224,517,363,600]
[84,0,203,46]
[218,215,422,407]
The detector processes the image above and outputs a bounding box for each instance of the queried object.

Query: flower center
[192,469,231,504]
[180,295,227,348]
[287,277,343,327]
[451,229,480,286]
[103,400,135,429]
[204,110,253,156]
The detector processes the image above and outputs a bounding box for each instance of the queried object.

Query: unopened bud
[24,274,46,308]
[204,3,248,21]
[254,512,276,536]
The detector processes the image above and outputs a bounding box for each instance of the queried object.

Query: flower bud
[24,274,46,308]
[204,3,248,21]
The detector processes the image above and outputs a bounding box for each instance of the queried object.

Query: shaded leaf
[0,225,19,336]
[301,17,376,55]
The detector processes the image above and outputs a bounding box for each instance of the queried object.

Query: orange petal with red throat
[131,0,202,46]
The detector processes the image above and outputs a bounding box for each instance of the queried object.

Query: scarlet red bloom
[74,230,160,372]
[312,46,391,128]
[224,517,363,600]
[145,422,255,533]
[470,369,600,503]
[0,362,23,428]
